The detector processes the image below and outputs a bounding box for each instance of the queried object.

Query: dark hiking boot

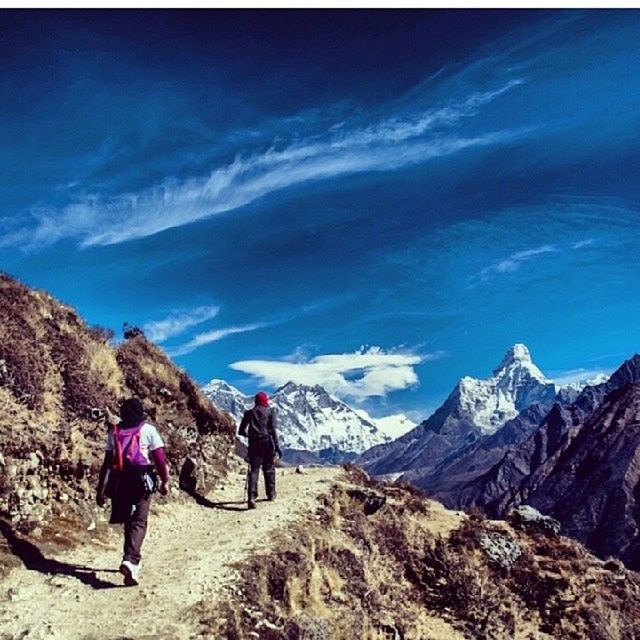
[267,493,277,501]
[248,499,256,510]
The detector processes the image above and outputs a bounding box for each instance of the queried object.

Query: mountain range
[452,354,640,568]
[356,344,563,478]
[2,270,640,635]
[353,341,640,569]
[202,378,415,464]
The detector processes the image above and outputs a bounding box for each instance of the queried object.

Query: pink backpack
[112,423,148,470]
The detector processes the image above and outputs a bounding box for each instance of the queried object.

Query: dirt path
[0,466,340,640]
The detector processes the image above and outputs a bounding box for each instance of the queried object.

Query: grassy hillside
[201,466,640,640]
[0,272,235,542]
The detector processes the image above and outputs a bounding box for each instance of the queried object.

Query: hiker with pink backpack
[96,397,170,586]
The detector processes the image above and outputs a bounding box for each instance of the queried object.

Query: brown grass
[0,272,235,564]
[199,466,640,640]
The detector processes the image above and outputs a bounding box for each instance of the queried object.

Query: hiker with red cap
[238,391,281,509]
[95,397,170,586]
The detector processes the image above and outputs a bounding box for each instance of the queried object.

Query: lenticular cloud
[230,346,446,401]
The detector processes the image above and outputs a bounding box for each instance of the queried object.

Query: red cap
[255,391,269,406]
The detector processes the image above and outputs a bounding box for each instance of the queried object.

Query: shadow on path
[189,492,270,512]
[0,520,122,590]
[188,492,247,511]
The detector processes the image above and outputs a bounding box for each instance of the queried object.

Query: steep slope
[0,272,235,534]
[459,354,640,516]
[203,379,391,463]
[521,382,640,567]
[357,344,556,477]
[456,355,640,568]
[208,467,640,640]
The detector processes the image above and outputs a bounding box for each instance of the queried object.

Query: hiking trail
[0,466,341,640]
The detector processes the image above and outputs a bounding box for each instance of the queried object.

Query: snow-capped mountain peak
[492,343,548,382]
[455,344,556,435]
[202,378,393,456]
[202,378,243,394]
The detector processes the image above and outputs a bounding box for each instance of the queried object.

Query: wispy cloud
[164,294,353,358]
[143,305,220,342]
[479,245,557,281]
[168,323,266,357]
[5,80,526,250]
[230,346,447,401]
[478,236,601,282]
[572,238,595,249]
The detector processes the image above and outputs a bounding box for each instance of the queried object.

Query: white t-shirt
[106,422,164,465]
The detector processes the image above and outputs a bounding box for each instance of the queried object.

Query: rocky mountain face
[403,399,561,506]
[401,385,582,506]
[202,379,392,463]
[0,273,234,532]
[357,344,557,478]
[454,354,640,568]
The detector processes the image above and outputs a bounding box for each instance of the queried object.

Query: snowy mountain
[456,343,556,435]
[356,411,417,440]
[202,378,393,460]
[357,343,558,477]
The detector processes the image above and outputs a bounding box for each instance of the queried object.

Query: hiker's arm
[238,411,249,438]
[96,451,113,507]
[151,447,170,495]
[270,411,282,458]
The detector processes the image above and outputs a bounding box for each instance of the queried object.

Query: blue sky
[2,10,640,420]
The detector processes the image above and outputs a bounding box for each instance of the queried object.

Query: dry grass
[0,272,236,567]
[86,342,125,399]
[199,466,640,640]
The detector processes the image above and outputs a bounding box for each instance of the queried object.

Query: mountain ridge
[356,343,558,479]
[202,378,414,462]
[0,272,235,531]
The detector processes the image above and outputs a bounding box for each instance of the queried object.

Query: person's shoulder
[141,422,161,436]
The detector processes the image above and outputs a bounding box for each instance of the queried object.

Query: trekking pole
[244,462,250,503]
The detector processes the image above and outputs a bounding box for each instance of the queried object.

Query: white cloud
[572,238,595,249]
[230,346,446,401]
[168,323,265,357]
[480,245,557,280]
[7,80,526,250]
[143,305,220,343]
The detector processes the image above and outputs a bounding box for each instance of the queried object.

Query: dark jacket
[238,405,280,451]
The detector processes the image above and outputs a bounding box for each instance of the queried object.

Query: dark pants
[123,494,151,564]
[248,440,276,501]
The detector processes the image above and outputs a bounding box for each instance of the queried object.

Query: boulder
[507,505,561,536]
[347,488,386,515]
[480,531,522,569]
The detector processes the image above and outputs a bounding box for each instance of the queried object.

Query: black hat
[120,397,144,428]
